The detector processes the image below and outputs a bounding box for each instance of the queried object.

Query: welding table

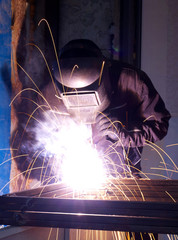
[0,179,178,234]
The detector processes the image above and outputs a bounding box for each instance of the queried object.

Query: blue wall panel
[0,0,11,195]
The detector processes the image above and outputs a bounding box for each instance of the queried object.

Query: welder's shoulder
[109,60,143,76]
[109,60,153,87]
[109,59,135,69]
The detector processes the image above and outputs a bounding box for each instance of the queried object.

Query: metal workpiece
[1,179,178,234]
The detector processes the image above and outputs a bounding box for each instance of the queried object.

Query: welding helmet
[54,39,111,124]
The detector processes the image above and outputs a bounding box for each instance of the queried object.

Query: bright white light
[61,134,106,190]
[34,111,106,190]
[74,78,85,88]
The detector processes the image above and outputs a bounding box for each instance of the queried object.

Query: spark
[151,167,178,174]
[143,115,158,122]
[0,166,45,194]
[38,18,64,93]
[166,143,178,147]
[146,140,178,171]
[98,61,105,86]
[0,154,28,168]
[50,110,70,115]
[165,191,176,203]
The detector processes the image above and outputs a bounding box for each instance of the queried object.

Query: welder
[53,39,171,178]
[11,39,171,187]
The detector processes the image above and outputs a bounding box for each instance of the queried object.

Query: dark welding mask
[54,39,111,124]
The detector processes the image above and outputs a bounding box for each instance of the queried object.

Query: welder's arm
[123,72,171,147]
[92,72,171,148]
[117,117,170,148]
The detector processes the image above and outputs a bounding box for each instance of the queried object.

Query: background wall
[0,0,11,195]
[58,0,120,59]
[141,0,178,179]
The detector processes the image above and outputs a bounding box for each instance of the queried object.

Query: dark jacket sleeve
[115,67,171,148]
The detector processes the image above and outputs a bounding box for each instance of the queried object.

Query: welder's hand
[92,110,123,144]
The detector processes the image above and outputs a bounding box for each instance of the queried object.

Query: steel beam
[1,179,178,233]
[0,195,178,233]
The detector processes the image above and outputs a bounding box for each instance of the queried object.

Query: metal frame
[0,195,178,234]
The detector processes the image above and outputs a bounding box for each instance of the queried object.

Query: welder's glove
[92,109,124,144]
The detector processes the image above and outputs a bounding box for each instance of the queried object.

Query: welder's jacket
[95,60,171,175]
[12,59,171,181]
